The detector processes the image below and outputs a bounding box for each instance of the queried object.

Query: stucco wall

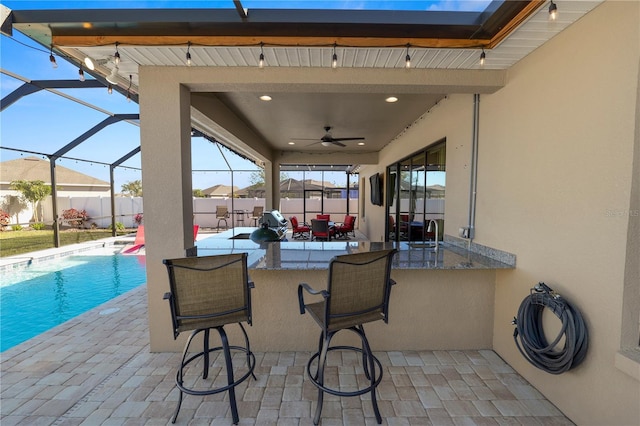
[360,94,476,241]
[484,3,639,425]
[362,2,639,425]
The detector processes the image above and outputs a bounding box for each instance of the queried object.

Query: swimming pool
[0,251,147,352]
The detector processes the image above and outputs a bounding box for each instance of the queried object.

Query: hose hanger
[512,282,589,374]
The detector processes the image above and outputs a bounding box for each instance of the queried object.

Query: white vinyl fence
[8,196,360,230]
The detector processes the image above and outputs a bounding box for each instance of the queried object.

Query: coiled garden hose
[512,282,588,374]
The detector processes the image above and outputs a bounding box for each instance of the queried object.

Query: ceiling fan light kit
[296,126,366,148]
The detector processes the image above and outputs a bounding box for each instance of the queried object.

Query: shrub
[109,222,125,231]
[31,222,46,230]
[0,209,9,226]
[62,208,89,228]
[12,224,23,231]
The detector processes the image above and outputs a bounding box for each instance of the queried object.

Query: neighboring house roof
[0,156,110,189]
[236,178,343,197]
[202,184,238,198]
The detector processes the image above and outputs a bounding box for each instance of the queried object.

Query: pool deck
[1,236,574,425]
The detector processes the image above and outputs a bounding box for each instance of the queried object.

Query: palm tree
[121,180,143,197]
[9,180,51,222]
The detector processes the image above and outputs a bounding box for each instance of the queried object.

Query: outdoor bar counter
[191,228,516,351]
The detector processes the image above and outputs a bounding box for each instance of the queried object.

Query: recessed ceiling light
[357,142,365,146]
[385,96,398,103]
[288,141,295,145]
[259,95,272,101]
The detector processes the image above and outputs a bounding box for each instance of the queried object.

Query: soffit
[5,1,604,163]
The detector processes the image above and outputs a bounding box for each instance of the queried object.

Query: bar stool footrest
[306,345,383,397]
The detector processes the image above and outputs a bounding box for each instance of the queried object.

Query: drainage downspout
[468,94,480,241]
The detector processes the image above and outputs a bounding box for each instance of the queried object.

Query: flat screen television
[370,173,383,206]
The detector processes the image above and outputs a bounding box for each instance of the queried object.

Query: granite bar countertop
[196,228,515,271]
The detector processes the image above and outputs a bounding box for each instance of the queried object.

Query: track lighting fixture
[258,42,265,68]
[114,42,121,65]
[480,48,486,66]
[107,84,113,95]
[78,65,85,81]
[126,75,132,102]
[186,42,192,66]
[405,44,411,69]
[49,46,58,68]
[331,43,338,69]
[549,0,558,20]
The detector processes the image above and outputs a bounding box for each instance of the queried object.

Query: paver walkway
[1,286,573,425]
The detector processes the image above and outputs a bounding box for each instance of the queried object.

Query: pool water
[0,253,147,352]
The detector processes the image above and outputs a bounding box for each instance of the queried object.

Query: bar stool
[163,253,256,424]
[297,249,398,424]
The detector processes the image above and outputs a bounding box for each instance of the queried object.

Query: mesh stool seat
[298,249,397,425]
[163,253,256,424]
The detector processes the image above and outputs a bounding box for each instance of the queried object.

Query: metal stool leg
[313,331,332,425]
[360,327,382,423]
[172,329,201,423]
[217,327,239,425]
[306,326,384,425]
[239,323,257,380]
[170,326,256,424]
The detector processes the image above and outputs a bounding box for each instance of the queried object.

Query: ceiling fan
[294,126,365,147]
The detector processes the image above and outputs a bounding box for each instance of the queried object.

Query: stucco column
[264,160,280,211]
[139,69,194,351]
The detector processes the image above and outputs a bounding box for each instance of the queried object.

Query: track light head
[480,49,486,66]
[549,0,558,20]
[78,66,85,81]
[107,84,113,94]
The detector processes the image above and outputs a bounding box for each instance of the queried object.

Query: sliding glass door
[386,140,445,242]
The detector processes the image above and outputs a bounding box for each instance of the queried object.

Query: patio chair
[163,253,256,424]
[298,249,398,425]
[316,214,331,221]
[335,215,356,239]
[290,216,311,239]
[216,205,230,230]
[249,206,264,226]
[311,218,334,241]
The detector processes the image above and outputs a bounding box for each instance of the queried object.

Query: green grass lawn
[0,229,133,257]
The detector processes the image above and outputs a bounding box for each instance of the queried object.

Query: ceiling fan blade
[332,141,347,147]
[330,137,365,142]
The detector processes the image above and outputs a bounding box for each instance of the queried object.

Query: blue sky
[1,1,485,190]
